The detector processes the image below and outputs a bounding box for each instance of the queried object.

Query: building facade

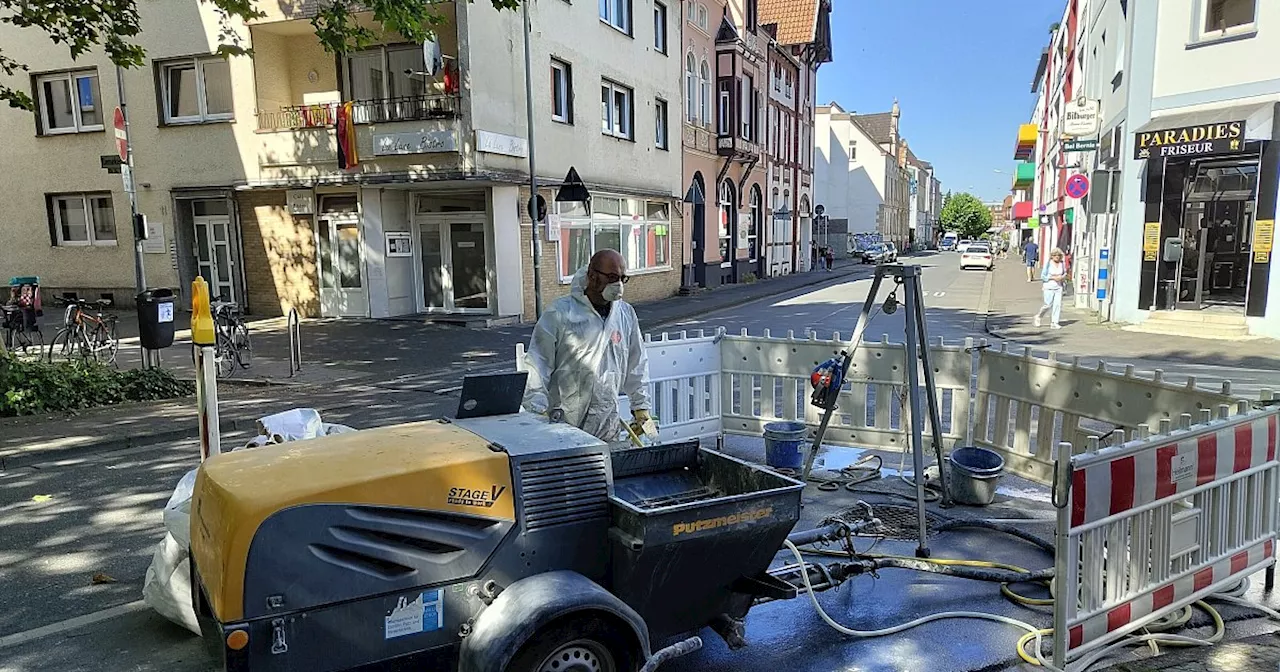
[1018,0,1280,338]
[2,0,684,321]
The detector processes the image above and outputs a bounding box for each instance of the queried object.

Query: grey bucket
[948,446,1005,506]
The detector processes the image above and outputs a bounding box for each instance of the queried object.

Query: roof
[759,0,820,45]
[850,112,893,145]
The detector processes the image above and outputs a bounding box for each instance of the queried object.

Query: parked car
[861,243,897,264]
[939,232,959,251]
[960,243,994,271]
[956,239,976,254]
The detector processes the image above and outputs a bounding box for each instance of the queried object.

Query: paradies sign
[1134,121,1245,160]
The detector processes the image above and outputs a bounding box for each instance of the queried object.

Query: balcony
[1014,123,1037,160]
[1012,162,1035,189]
[256,94,460,132]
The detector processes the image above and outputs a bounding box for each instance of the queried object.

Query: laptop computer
[454,371,529,419]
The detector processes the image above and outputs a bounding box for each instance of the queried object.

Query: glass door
[317,195,369,317]
[193,201,235,303]
[1178,161,1258,311]
[414,214,490,313]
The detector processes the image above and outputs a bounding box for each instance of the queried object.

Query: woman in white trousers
[1034,247,1068,329]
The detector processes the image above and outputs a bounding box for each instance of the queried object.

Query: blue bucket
[763,421,808,470]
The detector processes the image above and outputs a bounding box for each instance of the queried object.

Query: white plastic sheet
[142,409,354,635]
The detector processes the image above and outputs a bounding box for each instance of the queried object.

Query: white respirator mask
[602,281,625,302]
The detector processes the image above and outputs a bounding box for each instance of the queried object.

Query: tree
[938,192,992,240]
[0,0,519,110]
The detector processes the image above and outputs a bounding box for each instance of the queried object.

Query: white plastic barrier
[1051,404,1280,669]
[717,330,972,452]
[976,343,1240,485]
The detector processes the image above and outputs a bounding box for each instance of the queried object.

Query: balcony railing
[257,94,460,131]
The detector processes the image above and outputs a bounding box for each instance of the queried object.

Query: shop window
[556,196,671,279]
[1200,0,1256,38]
[35,70,103,135]
[601,79,634,139]
[551,59,573,123]
[159,56,233,124]
[49,193,117,246]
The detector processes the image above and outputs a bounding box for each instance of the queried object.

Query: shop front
[1132,105,1278,327]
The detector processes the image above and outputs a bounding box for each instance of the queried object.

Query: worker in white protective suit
[523,249,652,442]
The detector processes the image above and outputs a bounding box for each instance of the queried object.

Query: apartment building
[760,0,831,273]
[814,100,913,251]
[1,0,683,320]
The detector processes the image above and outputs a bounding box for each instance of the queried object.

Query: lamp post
[521,0,542,318]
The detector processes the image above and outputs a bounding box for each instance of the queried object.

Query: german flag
[336,102,359,171]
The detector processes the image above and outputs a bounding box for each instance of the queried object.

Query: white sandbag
[143,408,354,636]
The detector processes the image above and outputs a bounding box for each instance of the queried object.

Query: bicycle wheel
[91,321,119,365]
[232,321,252,369]
[214,333,237,378]
[47,328,78,362]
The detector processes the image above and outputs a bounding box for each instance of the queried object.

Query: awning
[1136,103,1275,141]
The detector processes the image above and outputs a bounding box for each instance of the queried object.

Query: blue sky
[816,0,1065,202]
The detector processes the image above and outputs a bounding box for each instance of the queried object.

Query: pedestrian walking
[824,246,835,272]
[1022,238,1040,282]
[1033,247,1068,330]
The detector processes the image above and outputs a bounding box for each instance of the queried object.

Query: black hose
[932,519,1056,556]
[787,522,848,547]
[868,556,1054,584]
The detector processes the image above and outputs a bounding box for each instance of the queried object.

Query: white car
[956,239,976,254]
[960,244,994,271]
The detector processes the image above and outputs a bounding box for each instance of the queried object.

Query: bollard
[287,307,302,377]
[192,278,221,461]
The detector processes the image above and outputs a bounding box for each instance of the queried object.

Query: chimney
[889,98,900,148]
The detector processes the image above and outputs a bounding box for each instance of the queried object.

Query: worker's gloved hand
[630,409,658,439]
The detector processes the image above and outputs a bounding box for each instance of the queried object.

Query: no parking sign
[1065,173,1090,199]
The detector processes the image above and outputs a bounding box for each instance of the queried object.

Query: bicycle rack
[287,308,302,377]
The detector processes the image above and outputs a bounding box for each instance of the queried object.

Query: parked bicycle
[2,304,43,355]
[212,300,252,378]
[47,297,119,365]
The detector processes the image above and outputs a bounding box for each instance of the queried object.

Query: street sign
[1064,138,1099,152]
[113,107,128,162]
[1065,173,1090,199]
[121,163,134,194]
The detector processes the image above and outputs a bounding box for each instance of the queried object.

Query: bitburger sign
[1133,120,1246,159]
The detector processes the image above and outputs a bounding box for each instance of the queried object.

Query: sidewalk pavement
[983,261,1278,370]
[1,259,872,467]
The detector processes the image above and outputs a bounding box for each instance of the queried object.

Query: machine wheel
[507,616,638,672]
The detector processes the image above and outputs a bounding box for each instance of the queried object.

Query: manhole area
[836,503,947,540]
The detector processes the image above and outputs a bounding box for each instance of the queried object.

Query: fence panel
[1052,405,1280,669]
[976,343,1239,485]
[718,331,972,451]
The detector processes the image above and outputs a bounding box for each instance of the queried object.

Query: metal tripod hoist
[801,263,952,558]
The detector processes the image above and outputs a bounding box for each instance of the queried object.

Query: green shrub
[0,352,194,417]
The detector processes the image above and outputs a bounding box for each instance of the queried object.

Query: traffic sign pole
[114,66,146,296]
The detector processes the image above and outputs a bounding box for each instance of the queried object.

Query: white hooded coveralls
[522,267,651,441]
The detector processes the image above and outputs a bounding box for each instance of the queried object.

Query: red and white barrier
[1052,405,1280,669]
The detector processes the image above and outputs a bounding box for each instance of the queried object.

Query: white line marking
[0,600,148,650]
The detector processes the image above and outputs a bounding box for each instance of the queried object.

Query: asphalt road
[4,253,1280,672]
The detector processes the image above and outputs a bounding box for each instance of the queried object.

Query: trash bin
[763,420,808,470]
[136,288,177,349]
[948,446,1005,506]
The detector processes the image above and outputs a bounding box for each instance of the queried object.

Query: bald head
[585,248,627,308]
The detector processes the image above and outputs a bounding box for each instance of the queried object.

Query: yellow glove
[630,409,658,439]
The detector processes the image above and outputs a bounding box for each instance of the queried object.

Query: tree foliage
[938,192,992,240]
[1,0,520,110]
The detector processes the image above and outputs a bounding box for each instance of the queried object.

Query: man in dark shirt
[1023,238,1040,282]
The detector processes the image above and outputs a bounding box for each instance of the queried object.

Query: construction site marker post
[192,278,220,460]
